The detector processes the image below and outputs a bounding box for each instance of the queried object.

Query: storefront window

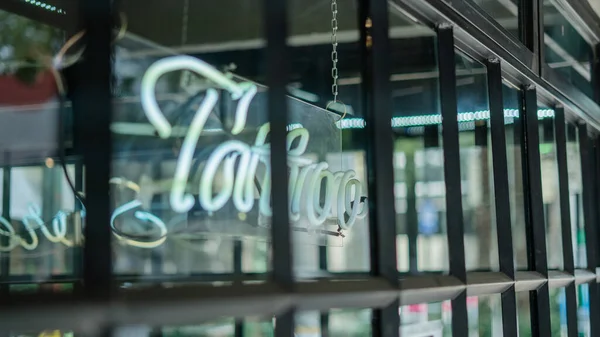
[112,1,270,279]
[502,83,527,270]
[516,291,531,337]
[0,7,81,285]
[549,287,567,337]
[287,0,370,276]
[566,123,586,268]
[456,52,498,272]
[400,301,452,337]
[538,108,563,270]
[469,294,503,337]
[389,8,444,273]
[576,284,591,336]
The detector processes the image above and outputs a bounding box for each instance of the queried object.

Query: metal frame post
[486,58,518,336]
[555,108,580,337]
[520,86,551,337]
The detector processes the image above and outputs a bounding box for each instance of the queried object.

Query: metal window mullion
[520,86,551,337]
[264,0,294,334]
[519,0,542,74]
[357,0,398,336]
[555,107,579,337]
[593,43,600,104]
[595,137,600,266]
[486,58,518,336]
[78,0,113,300]
[0,159,10,298]
[577,124,600,336]
[357,0,398,286]
[436,24,468,337]
[264,0,292,290]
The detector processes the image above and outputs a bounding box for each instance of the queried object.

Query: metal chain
[331,0,339,103]
[181,0,190,45]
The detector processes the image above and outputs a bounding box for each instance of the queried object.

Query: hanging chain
[181,0,190,45]
[179,0,193,93]
[331,0,339,103]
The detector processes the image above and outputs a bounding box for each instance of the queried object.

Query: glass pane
[9,165,79,278]
[468,294,503,337]
[328,309,372,336]
[503,83,527,270]
[0,7,82,284]
[286,0,370,277]
[543,2,593,98]
[112,1,268,279]
[455,51,498,272]
[538,108,563,270]
[517,291,531,337]
[388,6,444,273]
[471,0,520,38]
[566,123,586,268]
[549,287,567,337]
[400,301,452,336]
[576,284,591,337]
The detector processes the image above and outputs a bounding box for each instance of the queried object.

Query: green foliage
[0,10,62,82]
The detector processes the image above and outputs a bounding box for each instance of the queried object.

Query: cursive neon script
[0,203,75,251]
[140,55,368,230]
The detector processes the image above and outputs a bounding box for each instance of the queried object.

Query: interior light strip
[336,108,555,129]
[22,0,66,14]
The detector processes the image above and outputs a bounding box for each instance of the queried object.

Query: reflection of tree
[0,10,62,83]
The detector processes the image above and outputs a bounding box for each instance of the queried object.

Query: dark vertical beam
[486,58,518,336]
[0,157,10,297]
[357,0,398,336]
[519,86,551,337]
[275,309,295,337]
[436,24,467,337]
[76,0,113,299]
[555,108,579,337]
[235,320,244,337]
[595,137,600,266]
[519,0,543,74]
[358,0,398,286]
[320,312,329,337]
[592,44,600,104]
[264,0,292,291]
[405,150,418,274]
[577,124,600,336]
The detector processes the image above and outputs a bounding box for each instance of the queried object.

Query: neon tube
[140,55,369,231]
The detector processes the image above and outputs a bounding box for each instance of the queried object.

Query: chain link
[331,0,339,103]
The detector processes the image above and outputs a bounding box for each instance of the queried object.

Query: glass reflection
[0,7,82,284]
[550,288,567,337]
[388,5,445,273]
[566,124,586,268]
[469,294,503,337]
[538,110,563,270]
[113,0,270,279]
[286,0,370,277]
[543,2,593,99]
[400,301,452,337]
[516,291,531,337]
[455,52,498,272]
[576,284,590,336]
[445,0,520,39]
[503,83,527,270]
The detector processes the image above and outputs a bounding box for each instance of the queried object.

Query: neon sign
[0,55,368,252]
[0,203,75,251]
[138,55,368,232]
